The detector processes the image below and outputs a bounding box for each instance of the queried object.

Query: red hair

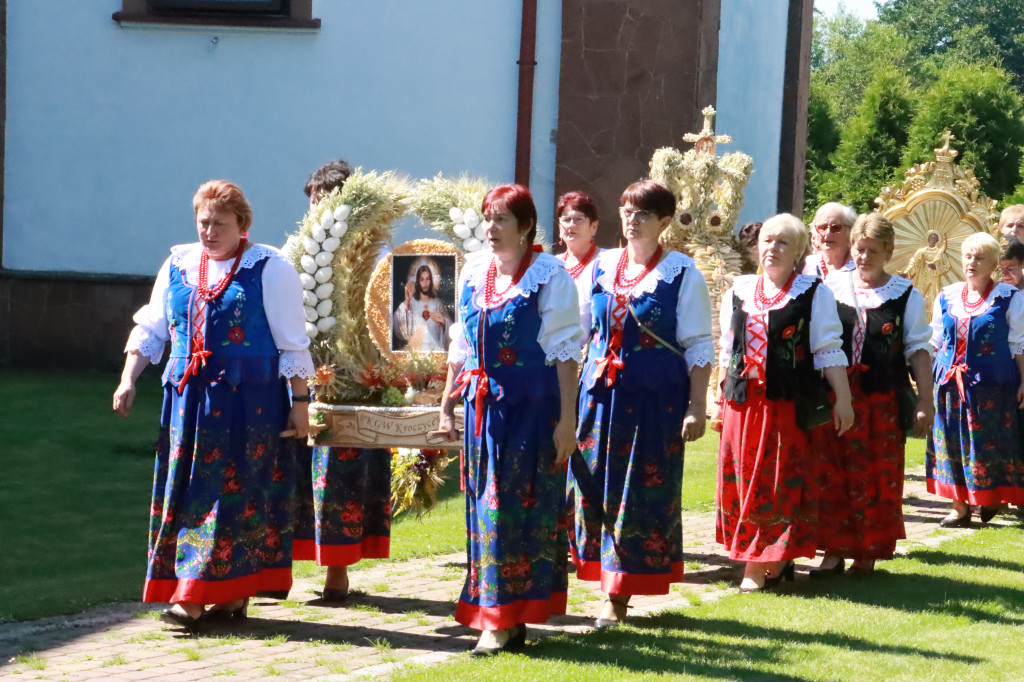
[193,180,253,232]
[482,184,538,244]
[555,191,598,223]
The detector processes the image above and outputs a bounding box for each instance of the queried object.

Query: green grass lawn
[0,369,163,622]
[389,522,1024,682]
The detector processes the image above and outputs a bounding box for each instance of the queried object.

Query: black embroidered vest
[835,286,913,395]
[723,281,831,429]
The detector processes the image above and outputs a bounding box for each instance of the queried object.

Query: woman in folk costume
[555,190,604,326]
[815,214,934,575]
[713,213,853,592]
[803,202,856,279]
[437,184,584,655]
[928,231,1024,527]
[570,180,713,628]
[113,180,313,628]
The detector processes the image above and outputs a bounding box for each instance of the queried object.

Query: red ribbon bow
[176,348,212,394]
[594,349,625,387]
[451,367,491,437]
[846,363,870,375]
[740,354,764,380]
[940,362,969,402]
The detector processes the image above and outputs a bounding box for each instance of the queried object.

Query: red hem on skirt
[292,536,390,566]
[143,567,292,604]
[455,592,568,630]
[926,479,1024,506]
[573,559,683,595]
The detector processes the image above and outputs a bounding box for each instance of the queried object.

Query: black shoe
[809,558,845,579]
[205,598,248,622]
[979,505,1001,524]
[255,590,289,600]
[321,588,349,603]
[160,605,204,630]
[764,560,795,588]
[939,508,972,528]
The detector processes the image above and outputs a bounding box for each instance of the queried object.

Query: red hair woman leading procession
[113,180,313,628]
[437,184,584,655]
[714,213,853,592]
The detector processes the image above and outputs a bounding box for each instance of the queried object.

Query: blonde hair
[961,232,1001,266]
[850,213,895,254]
[998,204,1024,229]
[812,202,857,228]
[761,213,810,260]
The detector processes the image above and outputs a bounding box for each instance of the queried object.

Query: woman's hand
[437,411,459,441]
[553,418,577,465]
[287,402,310,439]
[681,405,707,442]
[833,396,854,437]
[112,380,137,417]
[913,397,934,437]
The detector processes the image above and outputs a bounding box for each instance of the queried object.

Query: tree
[804,77,841,216]
[815,68,917,213]
[878,0,1024,86]
[901,62,1024,200]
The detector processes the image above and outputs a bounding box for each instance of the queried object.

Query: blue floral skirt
[928,380,1024,506]
[456,395,569,630]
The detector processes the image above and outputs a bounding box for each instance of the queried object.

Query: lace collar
[731,273,817,312]
[463,251,567,300]
[170,242,278,273]
[593,249,693,295]
[826,272,913,309]
[942,281,1018,318]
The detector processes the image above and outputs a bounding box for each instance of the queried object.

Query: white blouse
[929,281,1024,357]
[579,248,715,369]
[125,243,315,379]
[825,272,933,361]
[560,247,604,333]
[447,251,586,367]
[802,252,855,279]
[718,274,847,373]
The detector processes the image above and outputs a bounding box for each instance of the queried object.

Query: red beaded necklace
[614,245,663,293]
[484,248,533,307]
[561,242,598,280]
[961,280,994,314]
[819,254,831,279]
[198,238,248,301]
[754,271,797,310]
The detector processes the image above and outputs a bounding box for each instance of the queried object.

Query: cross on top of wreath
[683,105,733,155]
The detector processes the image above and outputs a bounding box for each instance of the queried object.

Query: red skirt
[716,382,821,562]
[816,379,906,560]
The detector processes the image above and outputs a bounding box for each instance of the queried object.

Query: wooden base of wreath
[310,404,464,449]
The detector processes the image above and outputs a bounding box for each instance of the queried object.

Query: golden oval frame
[365,238,464,364]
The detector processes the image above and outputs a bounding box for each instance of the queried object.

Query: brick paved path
[0,473,991,681]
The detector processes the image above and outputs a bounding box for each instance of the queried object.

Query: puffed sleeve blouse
[717,273,847,372]
[447,251,586,367]
[929,281,1024,357]
[825,272,933,361]
[124,243,315,379]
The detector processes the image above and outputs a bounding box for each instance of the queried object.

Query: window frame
[112,0,320,29]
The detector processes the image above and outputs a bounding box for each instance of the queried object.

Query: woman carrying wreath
[570,180,713,628]
[437,184,584,655]
[928,232,1024,527]
[713,213,853,592]
[814,214,934,575]
[113,180,313,628]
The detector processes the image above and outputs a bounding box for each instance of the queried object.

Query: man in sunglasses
[802,202,857,280]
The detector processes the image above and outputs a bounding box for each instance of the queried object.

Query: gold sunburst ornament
[877,131,1000,317]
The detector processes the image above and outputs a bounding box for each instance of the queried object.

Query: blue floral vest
[933,286,1019,388]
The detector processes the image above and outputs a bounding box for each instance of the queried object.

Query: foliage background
[806,0,1024,218]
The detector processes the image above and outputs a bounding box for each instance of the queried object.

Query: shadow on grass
[520,609,980,682]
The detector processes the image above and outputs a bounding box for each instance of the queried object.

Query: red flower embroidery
[214,537,232,560]
[498,347,518,365]
[979,342,994,355]
[337,448,359,461]
[241,503,257,519]
[881,322,894,335]
[223,479,242,494]
[795,345,806,361]
[271,467,285,482]
[227,326,245,344]
[265,525,281,548]
[314,474,328,490]
[638,332,656,349]
[782,325,797,339]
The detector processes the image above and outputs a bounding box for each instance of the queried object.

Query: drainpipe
[514,0,538,187]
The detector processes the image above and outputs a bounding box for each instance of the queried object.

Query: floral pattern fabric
[293,446,392,564]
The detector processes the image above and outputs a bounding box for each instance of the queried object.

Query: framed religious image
[366,239,463,363]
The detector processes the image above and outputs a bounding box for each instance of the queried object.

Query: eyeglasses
[558,212,589,226]
[619,207,656,223]
[814,222,847,234]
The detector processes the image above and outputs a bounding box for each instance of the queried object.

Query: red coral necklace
[754,271,796,310]
[961,280,993,314]
[561,243,597,279]
[198,238,248,301]
[484,249,533,307]
[614,245,662,294]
